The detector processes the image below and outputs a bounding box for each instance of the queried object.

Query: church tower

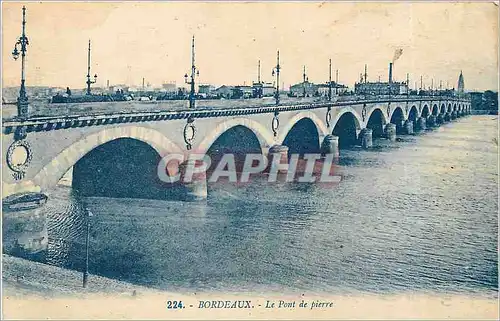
[457,71,465,94]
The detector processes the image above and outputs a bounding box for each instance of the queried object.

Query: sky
[2,1,498,91]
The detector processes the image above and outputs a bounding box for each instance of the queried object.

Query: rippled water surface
[5,116,498,296]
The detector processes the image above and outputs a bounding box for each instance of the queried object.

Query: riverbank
[471,109,498,115]
[2,254,158,297]
[2,255,498,320]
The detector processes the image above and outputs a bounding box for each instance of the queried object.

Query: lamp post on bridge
[406,73,410,99]
[86,40,98,95]
[272,50,281,105]
[335,69,339,96]
[328,59,332,102]
[12,6,29,119]
[184,36,199,109]
[302,65,308,98]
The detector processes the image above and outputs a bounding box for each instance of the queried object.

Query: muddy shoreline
[3,255,498,320]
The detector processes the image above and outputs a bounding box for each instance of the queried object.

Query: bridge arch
[432,104,439,116]
[453,103,457,112]
[33,126,183,192]
[281,115,324,156]
[390,106,405,134]
[331,107,363,130]
[331,108,362,148]
[366,107,387,138]
[277,111,328,145]
[447,103,452,113]
[440,103,446,114]
[422,105,430,118]
[196,117,275,155]
[408,105,419,122]
[366,106,389,124]
[389,105,406,121]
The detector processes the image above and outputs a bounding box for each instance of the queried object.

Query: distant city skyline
[2,2,498,92]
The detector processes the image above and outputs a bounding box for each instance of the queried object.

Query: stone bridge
[2,96,471,200]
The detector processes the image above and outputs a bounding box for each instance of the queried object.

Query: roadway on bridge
[1,95,433,121]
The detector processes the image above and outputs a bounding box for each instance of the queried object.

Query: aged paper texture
[2,1,498,320]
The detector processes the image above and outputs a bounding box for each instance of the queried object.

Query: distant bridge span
[2,96,471,200]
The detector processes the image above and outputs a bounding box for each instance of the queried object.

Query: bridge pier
[321,135,339,160]
[451,111,457,119]
[385,123,397,142]
[404,120,414,135]
[179,159,208,201]
[436,113,444,125]
[395,120,405,135]
[416,117,426,131]
[3,207,48,257]
[359,128,373,149]
[267,145,289,169]
[444,112,452,122]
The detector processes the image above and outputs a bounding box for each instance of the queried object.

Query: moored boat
[2,192,48,212]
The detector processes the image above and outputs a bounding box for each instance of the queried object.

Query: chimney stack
[389,62,393,83]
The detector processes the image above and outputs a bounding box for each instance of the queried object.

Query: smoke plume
[392,48,403,63]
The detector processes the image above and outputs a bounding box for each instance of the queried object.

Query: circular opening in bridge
[366,108,386,138]
[10,145,29,166]
[332,112,358,149]
[282,118,320,157]
[73,138,170,200]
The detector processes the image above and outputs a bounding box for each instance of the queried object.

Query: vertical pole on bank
[83,208,93,288]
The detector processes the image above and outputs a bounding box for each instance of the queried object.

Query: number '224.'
[166,301,184,309]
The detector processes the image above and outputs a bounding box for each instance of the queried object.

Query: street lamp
[302,65,308,98]
[184,36,199,108]
[406,73,410,99]
[12,6,30,119]
[271,50,281,105]
[328,59,332,102]
[335,69,339,96]
[82,208,93,288]
[86,40,97,95]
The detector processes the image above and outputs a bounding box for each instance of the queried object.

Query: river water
[4,115,498,297]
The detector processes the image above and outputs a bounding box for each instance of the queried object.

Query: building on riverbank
[252,82,275,98]
[470,90,498,114]
[317,82,349,96]
[289,80,318,97]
